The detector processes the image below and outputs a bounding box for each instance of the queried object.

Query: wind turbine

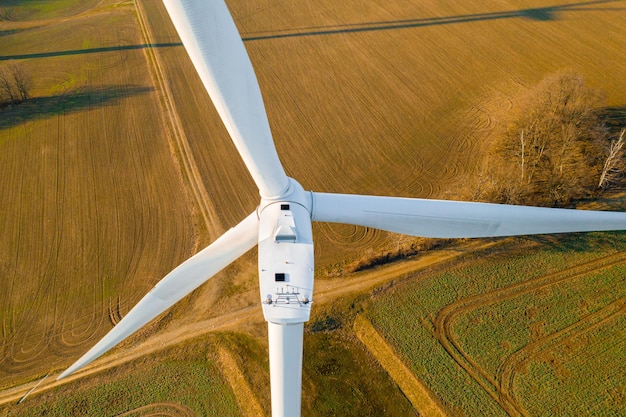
[58,0,626,416]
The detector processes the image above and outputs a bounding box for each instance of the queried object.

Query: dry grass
[215,344,265,417]
[354,314,448,417]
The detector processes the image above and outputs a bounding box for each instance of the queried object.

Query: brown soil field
[1,0,625,414]
[0,0,197,387]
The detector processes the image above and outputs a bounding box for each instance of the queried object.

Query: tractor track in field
[215,344,265,417]
[115,402,195,416]
[433,250,626,417]
[498,295,626,417]
[133,0,223,241]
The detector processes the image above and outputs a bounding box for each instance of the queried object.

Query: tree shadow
[603,107,626,134]
[521,229,626,253]
[0,85,153,129]
[0,43,181,61]
[0,28,23,37]
[241,0,624,41]
[1,1,620,59]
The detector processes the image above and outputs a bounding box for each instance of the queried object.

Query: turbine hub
[259,177,312,216]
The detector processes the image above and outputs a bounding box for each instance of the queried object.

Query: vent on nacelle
[275,225,297,242]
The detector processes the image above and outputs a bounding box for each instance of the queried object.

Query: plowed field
[0,0,196,387]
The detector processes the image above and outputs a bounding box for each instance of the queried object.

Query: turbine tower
[58,1,626,416]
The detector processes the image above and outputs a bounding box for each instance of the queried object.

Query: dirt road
[0,239,494,406]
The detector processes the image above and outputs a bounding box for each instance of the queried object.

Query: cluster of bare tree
[475,72,625,207]
[0,63,31,108]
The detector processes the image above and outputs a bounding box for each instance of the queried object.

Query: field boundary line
[215,344,266,417]
[354,314,448,417]
[16,372,49,404]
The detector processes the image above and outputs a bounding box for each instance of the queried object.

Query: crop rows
[0,1,195,387]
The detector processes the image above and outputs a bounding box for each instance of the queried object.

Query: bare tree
[0,67,17,106]
[598,129,625,189]
[480,72,606,207]
[0,63,32,107]
[0,7,16,21]
[11,64,31,101]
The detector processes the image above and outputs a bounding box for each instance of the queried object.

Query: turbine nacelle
[258,178,314,324]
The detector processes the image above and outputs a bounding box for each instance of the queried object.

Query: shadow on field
[604,107,626,133]
[0,43,182,61]
[523,230,626,253]
[241,0,624,41]
[0,28,24,37]
[0,85,153,129]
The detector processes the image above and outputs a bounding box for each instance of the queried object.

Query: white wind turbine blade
[57,212,259,380]
[162,0,290,199]
[312,193,626,238]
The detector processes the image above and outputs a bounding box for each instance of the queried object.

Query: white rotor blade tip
[312,193,626,238]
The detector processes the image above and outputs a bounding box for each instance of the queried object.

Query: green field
[7,336,241,416]
[0,0,101,21]
[368,232,626,416]
[1,0,626,415]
